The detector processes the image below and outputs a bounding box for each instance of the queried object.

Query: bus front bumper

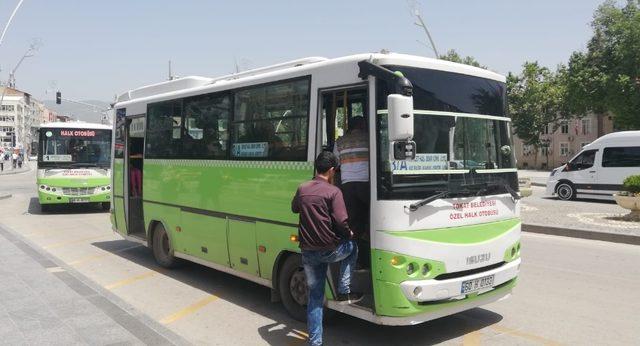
[38,190,111,204]
[399,258,521,302]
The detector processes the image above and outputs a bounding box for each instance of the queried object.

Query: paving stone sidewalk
[0,225,182,346]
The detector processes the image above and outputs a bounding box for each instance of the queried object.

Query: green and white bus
[37,122,112,212]
[111,53,521,325]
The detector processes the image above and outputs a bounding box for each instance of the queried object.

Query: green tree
[507,62,569,164]
[565,0,640,129]
[439,49,486,69]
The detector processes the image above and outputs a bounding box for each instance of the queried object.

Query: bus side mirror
[387,94,414,141]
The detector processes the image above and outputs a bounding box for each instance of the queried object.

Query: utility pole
[408,0,440,58]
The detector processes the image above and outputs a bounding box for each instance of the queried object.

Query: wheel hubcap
[289,268,308,306]
[559,185,571,199]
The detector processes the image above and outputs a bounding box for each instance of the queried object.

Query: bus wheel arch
[277,253,307,322]
[148,220,180,268]
[555,180,576,200]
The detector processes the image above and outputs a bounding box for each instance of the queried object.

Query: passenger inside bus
[333,116,370,267]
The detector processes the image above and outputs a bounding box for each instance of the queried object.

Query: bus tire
[556,182,576,200]
[101,202,110,211]
[278,255,307,322]
[152,223,179,268]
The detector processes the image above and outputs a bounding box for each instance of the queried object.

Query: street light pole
[0,0,26,49]
[408,0,440,58]
[413,10,439,58]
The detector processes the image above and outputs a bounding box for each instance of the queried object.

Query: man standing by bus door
[292,151,363,346]
[333,116,370,267]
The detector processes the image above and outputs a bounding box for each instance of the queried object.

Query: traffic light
[56,91,61,104]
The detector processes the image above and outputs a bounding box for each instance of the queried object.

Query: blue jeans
[302,240,357,346]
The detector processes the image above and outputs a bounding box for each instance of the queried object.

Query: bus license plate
[461,274,494,294]
[69,197,89,203]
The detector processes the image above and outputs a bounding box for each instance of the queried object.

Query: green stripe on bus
[384,218,520,244]
[144,159,313,170]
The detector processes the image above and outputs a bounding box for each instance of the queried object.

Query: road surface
[0,168,638,345]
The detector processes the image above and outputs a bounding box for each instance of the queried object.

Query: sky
[0,0,611,103]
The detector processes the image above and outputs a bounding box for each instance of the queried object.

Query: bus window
[231,78,310,161]
[183,93,231,159]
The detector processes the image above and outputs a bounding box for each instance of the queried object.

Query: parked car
[546,131,640,200]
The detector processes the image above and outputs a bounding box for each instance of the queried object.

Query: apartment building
[513,113,615,170]
[0,86,44,152]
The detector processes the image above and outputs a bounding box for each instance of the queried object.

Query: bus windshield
[38,128,112,169]
[376,66,517,200]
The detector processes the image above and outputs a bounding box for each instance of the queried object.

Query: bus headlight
[406,263,416,275]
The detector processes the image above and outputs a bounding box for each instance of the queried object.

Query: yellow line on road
[68,244,141,266]
[462,330,482,346]
[159,295,219,325]
[105,271,158,290]
[491,325,561,345]
[43,235,108,250]
[68,253,110,266]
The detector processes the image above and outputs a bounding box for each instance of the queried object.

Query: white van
[546,131,640,200]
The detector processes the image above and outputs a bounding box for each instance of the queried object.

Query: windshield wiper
[408,191,449,212]
[69,163,99,168]
[476,182,521,201]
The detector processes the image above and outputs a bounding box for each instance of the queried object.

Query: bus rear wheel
[152,223,179,268]
[278,255,308,322]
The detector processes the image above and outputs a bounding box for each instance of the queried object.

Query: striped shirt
[334,130,369,183]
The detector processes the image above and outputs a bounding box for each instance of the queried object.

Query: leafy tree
[507,62,569,163]
[565,0,640,129]
[439,49,486,69]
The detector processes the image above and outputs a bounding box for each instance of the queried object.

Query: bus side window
[146,100,183,159]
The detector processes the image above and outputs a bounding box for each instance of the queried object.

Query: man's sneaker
[336,292,364,304]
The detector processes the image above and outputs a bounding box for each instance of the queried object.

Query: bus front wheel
[278,255,307,322]
[152,223,179,268]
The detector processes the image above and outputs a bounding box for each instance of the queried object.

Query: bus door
[318,86,368,154]
[317,85,373,302]
[126,116,146,238]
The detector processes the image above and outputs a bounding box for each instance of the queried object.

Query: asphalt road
[1,169,638,345]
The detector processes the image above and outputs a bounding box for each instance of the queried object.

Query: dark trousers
[341,181,370,267]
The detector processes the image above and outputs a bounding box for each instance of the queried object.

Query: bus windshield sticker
[392,153,448,173]
[232,142,269,158]
[42,154,73,162]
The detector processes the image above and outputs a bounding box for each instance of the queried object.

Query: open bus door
[317,85,373,308]
[126,116,146,239]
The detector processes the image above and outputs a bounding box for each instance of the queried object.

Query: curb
[0,164,32,176]
[522,223,640,246]
[531,182,546,187]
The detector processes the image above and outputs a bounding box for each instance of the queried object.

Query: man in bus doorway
[291,151,363,346]
[333,116,370,267]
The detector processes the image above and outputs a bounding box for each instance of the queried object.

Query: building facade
[0,87,45,154]
[513,113,615,170]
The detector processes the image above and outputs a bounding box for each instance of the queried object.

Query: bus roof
[39,122,112,130]
[115,52,506,107]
